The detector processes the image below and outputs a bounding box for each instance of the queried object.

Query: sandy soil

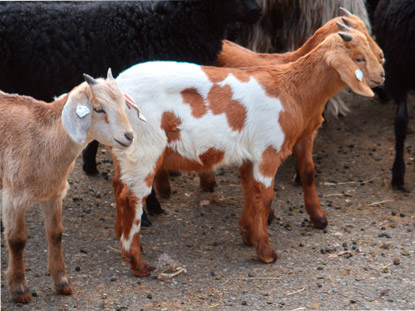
[1,92,414,310]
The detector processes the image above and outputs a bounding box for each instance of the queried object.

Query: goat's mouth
[370,79,384,87]
[114,138,131,148]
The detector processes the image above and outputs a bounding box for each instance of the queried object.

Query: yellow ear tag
[355,69,363,82]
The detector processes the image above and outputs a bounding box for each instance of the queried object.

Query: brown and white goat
[112,29,384,276]
[152,13,385,219]
[0,70,138,303]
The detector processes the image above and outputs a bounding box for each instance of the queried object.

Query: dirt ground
[1,91,414,310]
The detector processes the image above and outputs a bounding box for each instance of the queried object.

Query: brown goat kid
[152,13,384,225]
[0,71,137,304]
[112,29,384,276]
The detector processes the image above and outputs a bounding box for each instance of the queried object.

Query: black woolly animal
[371,0,415,190]
[0,0,261,224]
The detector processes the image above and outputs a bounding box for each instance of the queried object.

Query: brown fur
[160,111,182,143]
[181,88,207,118]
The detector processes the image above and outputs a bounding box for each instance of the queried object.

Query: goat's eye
[94,107,106,114]
[356,58,366,63]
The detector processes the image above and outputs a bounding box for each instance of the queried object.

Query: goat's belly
[162,146,228,173]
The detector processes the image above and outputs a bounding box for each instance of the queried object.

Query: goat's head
[62,69,143,148]
[338,8,385,65]
[326,28,385,97]
[217,0,261,24]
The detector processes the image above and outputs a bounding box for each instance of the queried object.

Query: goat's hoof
[146,198,165,216]
[311,215,328,229]
[131,263,153,277]
[257,245,278,263]
[392,182,409,192]
[199,173,217,192]
[83,164,99,176]
[267,210,276,225]
[141,212,152,227]
[56,278,73,295]
[11,287,31,304]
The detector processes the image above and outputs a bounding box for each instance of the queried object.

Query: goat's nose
[125,131,134,142]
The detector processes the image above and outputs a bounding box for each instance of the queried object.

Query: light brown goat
[0,71,137,303]
[152,13,384,222]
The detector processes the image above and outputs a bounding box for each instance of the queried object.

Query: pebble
[399,213,405,217]
[75,266,81,272]
[393,258,400,266]
[147,294,153,299]
[241,301,247,306]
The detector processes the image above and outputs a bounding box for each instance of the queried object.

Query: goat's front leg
[2,194,31,303]
[40,196,72,296]
[294,136,328,229]
[118,182,153,277]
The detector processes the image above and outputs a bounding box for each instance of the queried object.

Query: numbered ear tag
[76,105,90,118]
[355,69,363,82]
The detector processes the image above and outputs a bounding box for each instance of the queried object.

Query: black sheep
[0,0,261,225]
[372,0,415,191]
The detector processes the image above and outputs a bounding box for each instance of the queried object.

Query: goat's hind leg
[239,161,278,263]
[392,97,409,191]
[2,194,31,303]
[40,196,72,296]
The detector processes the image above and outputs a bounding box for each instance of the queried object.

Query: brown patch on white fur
[160,111,182,144]
[181,88,207,118]
[259,146,279,177]
[207,84,247,132]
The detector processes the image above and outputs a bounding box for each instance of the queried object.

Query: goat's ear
[124,93,147,122]
[329,53,374,97]
[61,92,92,144]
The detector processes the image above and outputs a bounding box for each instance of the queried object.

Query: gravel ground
[1,92,414,310]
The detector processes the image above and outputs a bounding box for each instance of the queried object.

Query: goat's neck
[274,48,345,120]
[260,21,338,65]
[43,97,86,166]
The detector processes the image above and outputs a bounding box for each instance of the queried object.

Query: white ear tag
[355,69,363,82]
[76,105,90,118]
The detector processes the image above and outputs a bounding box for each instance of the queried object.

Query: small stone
[393,258,400,266]
[320,248,326,254]
[350,300,357,304]
[80,248,88,254]
[241,301,247,306]
[32,291,38,297]
[110,277,117,282]
[147,294,153,299]
[323,229,328,234]
[399,213,405,217]
[299,243,304,247]
[391,211,397,216]
[75,266,81,272]
[211,272,216,277]
[248,273,254,277]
